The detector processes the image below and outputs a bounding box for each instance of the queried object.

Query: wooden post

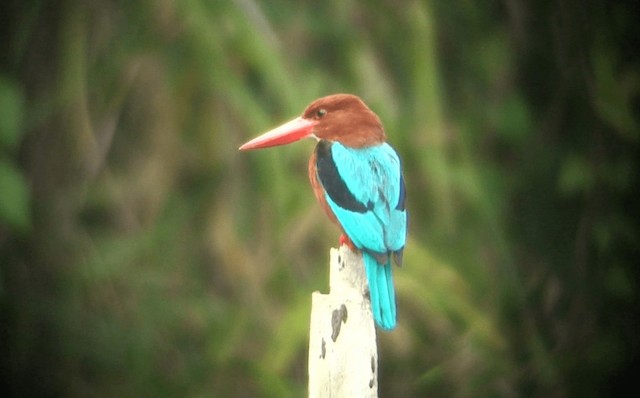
[308,245,378,398]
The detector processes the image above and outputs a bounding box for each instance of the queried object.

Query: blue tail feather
[363,252,396,330]
[383,259,396,326]
[364,253,381,325]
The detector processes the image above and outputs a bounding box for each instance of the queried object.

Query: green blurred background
[1,0,638,396]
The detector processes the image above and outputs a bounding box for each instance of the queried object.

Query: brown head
[301,94,385,147]
[239,94,386,151]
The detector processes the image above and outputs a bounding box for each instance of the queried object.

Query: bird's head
[239,94,385,151]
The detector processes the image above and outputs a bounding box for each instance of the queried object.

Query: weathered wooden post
[308,245,378,397]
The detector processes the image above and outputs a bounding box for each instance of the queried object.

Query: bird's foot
[339,234,348,246]
[339,234,357,251]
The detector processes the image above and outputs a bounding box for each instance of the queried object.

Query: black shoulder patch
[315,141,368,213]
[396,175,406,211]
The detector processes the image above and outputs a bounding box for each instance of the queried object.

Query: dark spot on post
[331,311,341,342]
[331,304,348,342]
[369,355,376,388]
[320,338,326,359]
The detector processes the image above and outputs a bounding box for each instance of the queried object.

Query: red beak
[239,117,317,151]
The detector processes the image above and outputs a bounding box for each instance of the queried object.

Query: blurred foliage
[0,76,29,233]
[1,0,638,397]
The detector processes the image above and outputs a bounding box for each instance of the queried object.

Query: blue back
[315,141,406,329]
[319,141,407,256]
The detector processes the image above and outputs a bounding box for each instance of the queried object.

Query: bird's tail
[363,252,396,330]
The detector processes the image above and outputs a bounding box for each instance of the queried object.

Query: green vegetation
[1,1,638,396]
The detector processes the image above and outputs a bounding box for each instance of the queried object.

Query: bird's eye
[316,109,327,118]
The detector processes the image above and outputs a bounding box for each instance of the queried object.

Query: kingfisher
[239,94,407,330]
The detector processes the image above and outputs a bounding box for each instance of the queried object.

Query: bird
[239,94,407,330]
